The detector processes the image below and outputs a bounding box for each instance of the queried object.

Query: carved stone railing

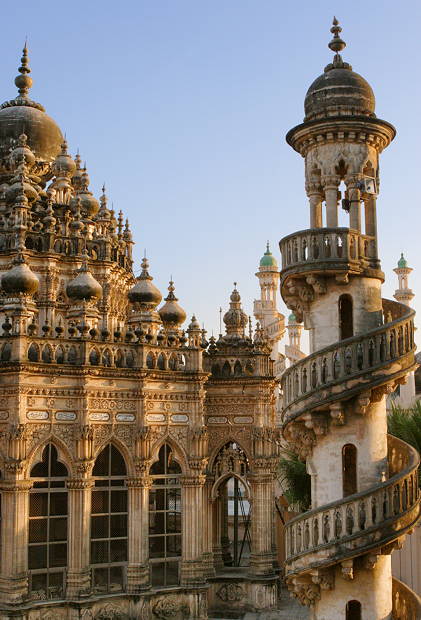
[285,436,420,577]
[281,299,416,424]
[392,576,421,620]
[279,227,379,280]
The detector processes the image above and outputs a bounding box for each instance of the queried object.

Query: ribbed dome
[128,257,162,309]
[223,284,248,337]
[0,47,63,165]
[158,280,186,327]
[304,18,376,122]
[1,253,39,296]
[66,254,102,302]
[259,243,278,268]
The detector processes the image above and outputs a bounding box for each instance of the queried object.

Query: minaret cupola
[66,251,102,302]
[128,256,162,309]
[158,280,186,327]
[223,283,248,339]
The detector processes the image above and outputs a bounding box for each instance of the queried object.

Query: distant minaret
[285,311,305,365]
[393,253,415,406]
[253,243,285,373]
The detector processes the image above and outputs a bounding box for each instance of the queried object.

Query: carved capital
[180,474,206,487]
[66,478,94,490]
[126,476,152,489]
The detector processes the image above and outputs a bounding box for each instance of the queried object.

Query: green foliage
[278,450,311,512]
[389,403,421,484]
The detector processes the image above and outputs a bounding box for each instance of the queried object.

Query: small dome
[66,253,102,302]
[128,257,162,309]
[288,311,297,324]
[304,19,375,122]
[158,280,186,327]
[52,139,76,177]
[223,284,248,337]
[188,315,201,331]
[260,242,278,268]
[398,253,408,269]
[0,47,63,166]
[1,253,39,295]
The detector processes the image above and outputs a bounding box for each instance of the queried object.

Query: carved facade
[0,48,280,619]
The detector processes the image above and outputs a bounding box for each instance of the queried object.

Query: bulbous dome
[397,253,408,269]
[52,139,76,177]
[128,257,162,309]
[223,284,248,337]
[158,281,186,327]
[0,47,63,165]
[304,18,375,122]
[1,253,39,295]
[66,253,102,302]
[259,242,278,268]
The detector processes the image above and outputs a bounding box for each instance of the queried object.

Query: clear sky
[1,0,420,347]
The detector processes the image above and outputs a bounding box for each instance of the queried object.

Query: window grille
[29,444,68,599]
[91,444,128,593]
[149,444,182,586]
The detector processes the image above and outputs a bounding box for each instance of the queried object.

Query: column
[180,474,206,584]
[202,477,214,577]
[307,189,323,228]
[248,471,275,576]
[322,177,339,228]
[66,478,93,597]
[0,479,32,603]
[348,185,362,232]
[364,195,378,260]
[126,476,151,592]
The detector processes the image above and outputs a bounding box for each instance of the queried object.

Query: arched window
[342,444,357,497]
[149,444,182,586]
[91,444,127,594]
[346,600,362,620]
[234,361,242,377]
[157,353,166,370]
[28,343,40,362]
[146,352,155,369]
[89,348,100,366]
[339,294,353,340]
[29,444,68,599]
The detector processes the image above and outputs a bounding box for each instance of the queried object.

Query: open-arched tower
[280,19,421,619]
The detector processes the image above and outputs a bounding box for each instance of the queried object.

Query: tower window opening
[339,294,353,340]
[342,444,357,497]
[346,600,362,620]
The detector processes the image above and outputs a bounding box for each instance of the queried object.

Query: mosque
[0,17,418,620]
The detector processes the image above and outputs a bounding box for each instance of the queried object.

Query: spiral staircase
[279,227,421,619]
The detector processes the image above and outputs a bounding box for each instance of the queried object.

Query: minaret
[393,253,415,406]
[280,19,418,618]
[285,311,305,365]
[253,243,285,373]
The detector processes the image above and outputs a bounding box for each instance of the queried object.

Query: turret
[393,253,414,306]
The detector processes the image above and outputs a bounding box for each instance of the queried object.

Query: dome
[52,139,76,177]
[304,19,375,122]
[398,253,408,269]
[223,284,248,337]
[0,47,63,165]
[128,257,162,309]
[288,312,297,324]
[260,243,278,268]
[1,253,39,296]
[158,281,186,327]
[66,254,102,302]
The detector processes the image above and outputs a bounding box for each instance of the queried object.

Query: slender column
[66,478,93,597]
[365,196,379,260]
[126,476,151,592]
[212,496,224,570]
[322,176,340,227]
[202,477,214,576]
[0,479,32,603]
[307,186,323,228]
[248,471,275,576]
[220,483,231,565]
[348,184,362,232]
[180,474,206,584]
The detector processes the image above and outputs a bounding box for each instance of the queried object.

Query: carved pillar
[202,476,214,576]
[220,483,232,566]
[347,178,362,232]
[180,474,206,584]
[126,475,151,592]
[212,494,224,570]
[248,469,275,576]
[66,478,93,597]
[307,185,323,228]
[364,195,378,260]
[0,479,32,603]
[322,176,339,228]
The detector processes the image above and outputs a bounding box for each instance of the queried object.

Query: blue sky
[1,1,420,346]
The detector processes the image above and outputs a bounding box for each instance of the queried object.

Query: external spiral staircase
[279,227,421,619]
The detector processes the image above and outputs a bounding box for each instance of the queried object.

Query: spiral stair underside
[279,230,421,616]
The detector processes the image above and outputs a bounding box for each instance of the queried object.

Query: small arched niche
[346,600,361,620]
[339,294,353,340]
[342,444,357,497]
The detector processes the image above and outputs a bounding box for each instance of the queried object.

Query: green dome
[288,312,297,324]
[398,253,408,269]
[260,243,278,268]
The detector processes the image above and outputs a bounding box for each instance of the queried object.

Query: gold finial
[15,43,33,98]
[328,16,346,54]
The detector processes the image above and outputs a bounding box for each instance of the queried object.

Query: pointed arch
[146,351,156,369]
[150,434,188,473]
[41,344,53,363]
[89,347,100,366]
[55,345,65,364]
[157,352,166,370]
[233,360,243,377]
[222,361,231,377]
[26,435,74,477]
[28,343,40,362]
[208,436,250,472]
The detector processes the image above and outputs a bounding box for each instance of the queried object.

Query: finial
[15,43,33,98]
[328,16,346,54]
[234,281,237,288]
[266,240,270,252]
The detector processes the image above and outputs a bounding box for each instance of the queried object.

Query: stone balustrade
[279,227,378,277]
[392,576,421,620]
[285,436,420,575]
[282,299,416,423]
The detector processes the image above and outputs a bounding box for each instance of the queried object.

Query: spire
[15,43,33,99]
[325,17,351,71]
[223,283,248,338]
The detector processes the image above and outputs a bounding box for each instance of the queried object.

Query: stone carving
[216,583,244,602]
[152,595,190,618]
[94,603,127,619]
